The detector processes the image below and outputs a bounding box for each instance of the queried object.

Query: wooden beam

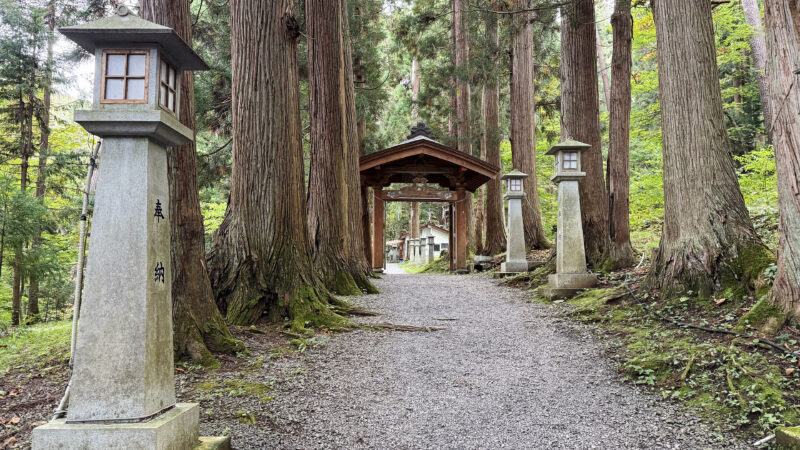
[372,187,385,271]
[455,188,467,271]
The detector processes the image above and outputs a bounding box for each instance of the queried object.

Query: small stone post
[33,8,229,449]
[543,139,597,298]
[427,236,435,263]
[501,170,530,273]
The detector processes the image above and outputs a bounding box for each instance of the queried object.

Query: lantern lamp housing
[545,139,591,183]
[501,169,528,199]
[59,6,209,147]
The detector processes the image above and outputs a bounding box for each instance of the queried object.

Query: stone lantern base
[541,273,597,299]
[32,403,229,450]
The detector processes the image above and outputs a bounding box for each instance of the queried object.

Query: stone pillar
[455,188,467,272]
[501,170,529,273]
[372,188,385,272]
[427,236,435,263]
[544,139,597,297]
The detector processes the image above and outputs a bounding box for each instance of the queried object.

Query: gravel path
[202,274,746,449]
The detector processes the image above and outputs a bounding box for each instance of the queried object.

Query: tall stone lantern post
[33,8,227,449]
[543,139,597,298]
[501,169,530,273]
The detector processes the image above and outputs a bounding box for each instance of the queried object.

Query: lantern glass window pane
[168,91,175,110]
[160,86,167,105]
[169,67,175,86]
[126,78,145,100]
[127,54,146,76]
[106,54,125,76]
[161,61,168,82]
[105,78,124,99]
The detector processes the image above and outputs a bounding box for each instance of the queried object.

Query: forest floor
[2,271,795,448]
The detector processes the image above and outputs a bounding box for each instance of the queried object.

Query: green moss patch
[552,284,800,440]
[734,296,788,335]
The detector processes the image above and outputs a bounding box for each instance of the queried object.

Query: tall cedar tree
[560,0,610,266]
[763,0,800,321]
[12,73,34,326]
[453,0,474,248]
[510,0,548,250]
[307,0,374,294]
[27,1,55,324]
[481,0,505,256]
[646,0,769,296]
[140,0,241,361]
[409,56,421,241]
[605,0,636,268]
[740,0,772,138]
[208,0,346,328]
[341,0,378,292]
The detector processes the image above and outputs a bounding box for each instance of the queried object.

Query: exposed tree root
[363,322,445,332]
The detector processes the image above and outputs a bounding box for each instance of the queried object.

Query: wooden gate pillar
[455,188,467,272]
[372,187,385,272]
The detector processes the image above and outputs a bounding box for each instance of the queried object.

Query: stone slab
[501,261,530,273]
[194,436,232,450]
[776,426,800,449]
[539,286,583,300]
[474,255,494,263]
[33,403,199,450]
[548,273,597,289]
[372,268,384,274]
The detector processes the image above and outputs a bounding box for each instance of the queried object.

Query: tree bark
[207,0,344,329]
[596,22,611,110]
[740,0,773,139]
[340,0,378,292]
[409,56,421,240]
[606,0,636,269]
[28,2,56,324]
[510,0,548,250]
[561,0,610,265]
[306,0,370,294]
[453,0,474,250]
[12,88,33,326]
[481,0,505,257]
[140,0,241,362]
[763,0,800,320]
[646,0,768,297]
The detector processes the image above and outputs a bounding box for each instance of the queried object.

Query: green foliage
[0,320,70,375]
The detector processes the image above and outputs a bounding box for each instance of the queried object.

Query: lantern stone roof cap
[502,169,529,180]
[545,138,591,156]
[59,6,209,71]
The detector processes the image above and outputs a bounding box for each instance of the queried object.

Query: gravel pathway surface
[201,274,747,449]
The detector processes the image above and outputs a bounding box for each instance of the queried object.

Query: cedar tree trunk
[28,2,55,324]
[511,0,549,250]
[453,0,474,249]
[606,0,636,268]
[646,0,769,297]
[208,0,345,329]
[341,0,378,292]
[561,0,610,265]
[740,0,773,138]
[482,0,505,256]
[140,0,242,361]
[409,56,421,240]
[763,0,800,320]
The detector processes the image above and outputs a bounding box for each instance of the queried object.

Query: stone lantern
[33,7,226,450]
[501,169,530,273]
[543,139,597,298]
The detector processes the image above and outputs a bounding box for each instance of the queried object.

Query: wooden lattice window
[101,50,148,103]
[510,179,522,191]
[563,152,579,170]
[159,59,178,113]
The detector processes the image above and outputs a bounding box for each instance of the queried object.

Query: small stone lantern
[501,169,530,273]
[543,139,597,298]
[33,8,225,450]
